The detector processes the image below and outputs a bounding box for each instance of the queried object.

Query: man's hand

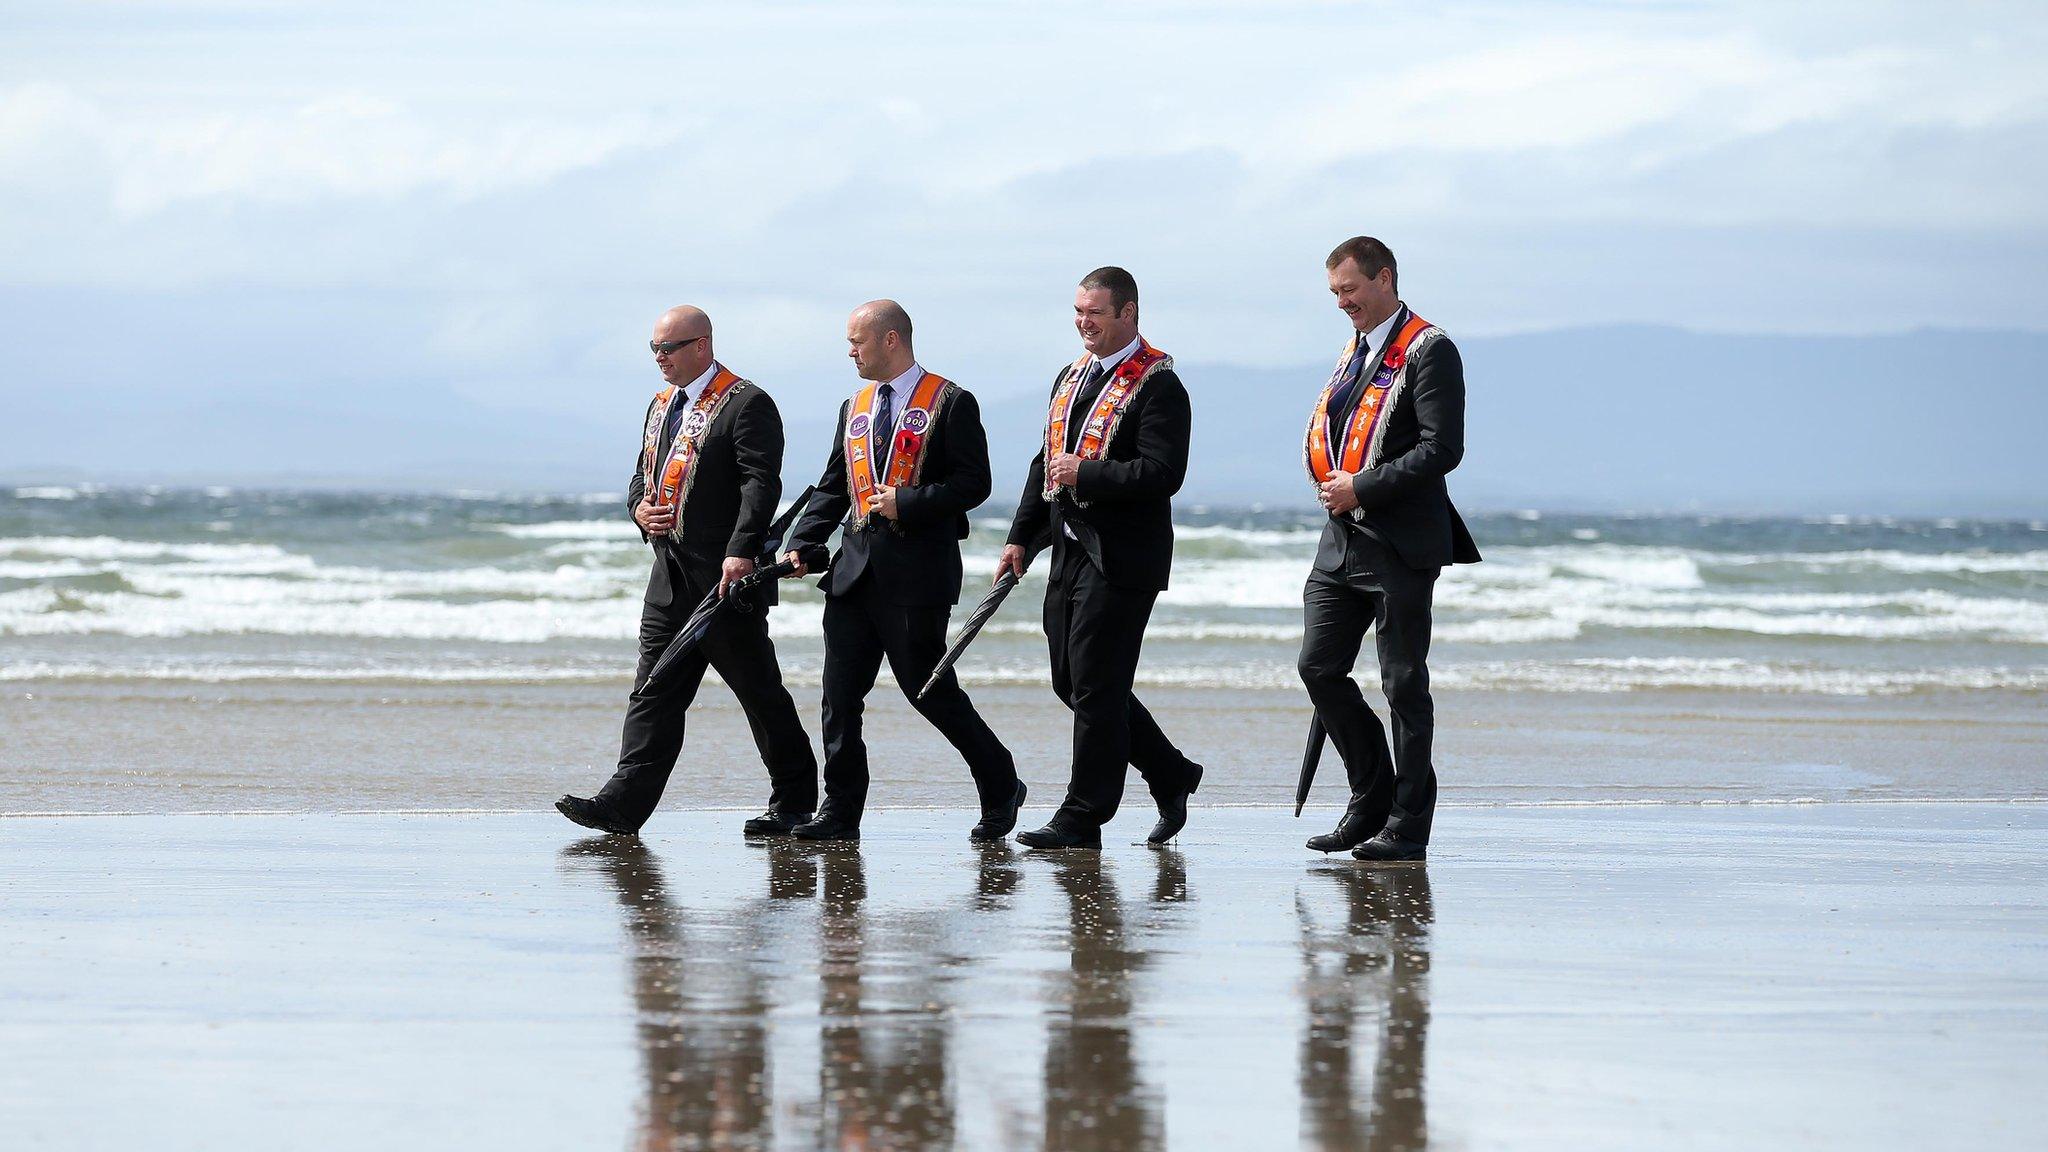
[780,549,808,578]
[1047,452,1082,487]
[635,497,675,536]
[995,543,1029,583]
[718,556,755,598]
[1318,471,1360,516]
[866,483,901,522]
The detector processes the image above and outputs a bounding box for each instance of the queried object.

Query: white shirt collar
[681,360,719,398]
[1360,306,1403,359]
[1091,334,1143,376]
[879,362,922,394]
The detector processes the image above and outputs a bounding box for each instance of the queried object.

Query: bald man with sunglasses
[556,305,819,838]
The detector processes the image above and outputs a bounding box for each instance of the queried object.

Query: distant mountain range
[6,325,2044,516]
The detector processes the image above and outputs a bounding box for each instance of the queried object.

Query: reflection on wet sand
[1042,851,1188,1151]
[814,845,957,1148]
[1298,867,1433,1152]
[561,836,785,1150]
[562,838,1202,1151]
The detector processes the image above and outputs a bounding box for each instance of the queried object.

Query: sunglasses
[650,336,706,355]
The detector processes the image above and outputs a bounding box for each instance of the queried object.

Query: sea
[4,486,2045,700]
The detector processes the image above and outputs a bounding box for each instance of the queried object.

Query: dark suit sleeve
[725,389,785,559]
[1005,376,1058,551]
[627,396,653,542]
[1350,337,1466,509]
[895,388,992,530]
[1071,370,1190,502]
[786,400,852,571]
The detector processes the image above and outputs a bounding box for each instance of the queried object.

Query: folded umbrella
[1293,715,1327,817]
[915,570,1020,701]
[633,486,815,698]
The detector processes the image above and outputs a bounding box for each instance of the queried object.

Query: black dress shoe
[1307,805,1383,854]
[1016,818,1101,851]
[1146,762,1202,846]
[1351,832,1427,863]
[792,810,861,842]
[742,808,813,837]
[555,795,637,836]
[970,780,1028,842]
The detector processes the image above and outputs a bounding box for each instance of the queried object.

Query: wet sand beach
[5,682,2044,814]
[4,804,2044,1150]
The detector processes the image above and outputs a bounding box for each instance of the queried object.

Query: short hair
[1325,236,1398,292]
[1079,266,1139,315]
[866,299,913,344]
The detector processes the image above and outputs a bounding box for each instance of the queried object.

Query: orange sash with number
[845,370,952,530]
[1043,339,1172,504]
[641,365,747,539]
[1304,313,1436,484]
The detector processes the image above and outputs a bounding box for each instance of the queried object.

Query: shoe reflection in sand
[1298,867,1433,1152]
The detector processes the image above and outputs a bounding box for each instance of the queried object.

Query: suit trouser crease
[819,577,1017,817]
[1044,546,1195,828]
[1297,546,1439,843]
[601,587,818,827]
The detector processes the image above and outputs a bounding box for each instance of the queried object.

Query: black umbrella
[633,486,815,698]
[1293,715,1328,817]
[915,571,1020,701]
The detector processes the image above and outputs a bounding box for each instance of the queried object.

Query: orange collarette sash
[845,370,952,530]
[1043,339,1173,504]
[1304,312,1437,484]
[641,365,748,540]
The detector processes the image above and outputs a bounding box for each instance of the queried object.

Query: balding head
[846,299,916,383]
[651,305,715,387]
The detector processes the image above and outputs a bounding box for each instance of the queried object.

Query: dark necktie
[1067,360,1106,451]
[1329,339,1373,426]
[664,390,691,449]
[874,381,897,461]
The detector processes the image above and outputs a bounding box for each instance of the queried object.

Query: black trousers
[597,574,818,829]
[818,575,1018,818]
[1297,529,1441,844]
[1044,544,1200,829]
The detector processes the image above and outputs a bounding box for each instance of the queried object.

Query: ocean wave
[0,537,299,563]
[487,520,642,539]
[8,657,2039,696]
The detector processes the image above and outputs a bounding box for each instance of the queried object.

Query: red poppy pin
[893,429,921,458]
[1383,345,1407,372]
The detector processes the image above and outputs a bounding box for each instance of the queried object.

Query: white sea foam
[5,656,2042,696]
[0,537,298,563]
[488,520,642,540]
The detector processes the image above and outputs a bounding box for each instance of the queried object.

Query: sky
[2,1,2044,499]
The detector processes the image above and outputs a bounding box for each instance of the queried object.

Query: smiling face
[651,308,713,386]
[1074,286,1138,358]
[1327,257,1398,333]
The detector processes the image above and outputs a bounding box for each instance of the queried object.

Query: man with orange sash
[556,305,819,837]
[778,300,1023,842]
[998,267,1205,851]
[1300,238,1481,863]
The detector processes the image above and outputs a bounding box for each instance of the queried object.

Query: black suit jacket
[1313,306,1482,574]
[786,377,992,607]
[625,369,786,609]
[1006,355,1191,593]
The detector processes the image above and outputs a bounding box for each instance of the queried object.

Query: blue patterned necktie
[874,381,897,462]
[1329,338,1372,424]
